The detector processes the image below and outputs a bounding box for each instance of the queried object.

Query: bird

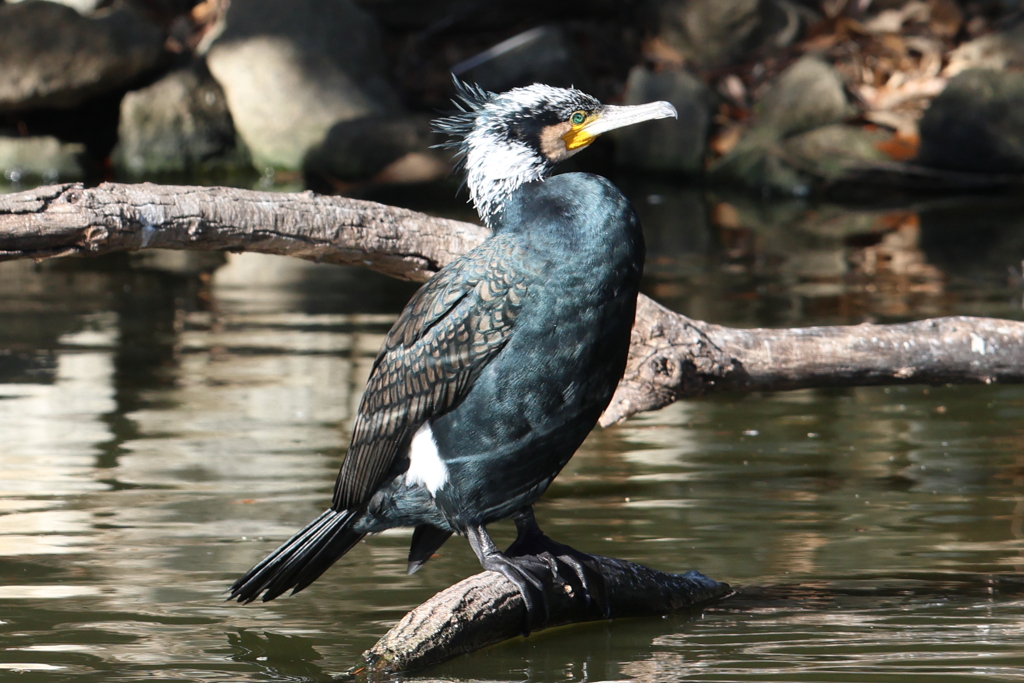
[229,78,677,627]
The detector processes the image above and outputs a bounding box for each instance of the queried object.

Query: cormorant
[229,80,677,626]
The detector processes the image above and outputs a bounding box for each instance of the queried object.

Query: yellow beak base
[561,127,597,151]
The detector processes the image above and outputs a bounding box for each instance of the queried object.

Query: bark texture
[3,182,1021,672]
[360,561,729,675]
[0,182,487,281]
[2,182,1022,428]
[600,296,1024,425]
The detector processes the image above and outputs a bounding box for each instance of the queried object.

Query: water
[1,180,1024,682]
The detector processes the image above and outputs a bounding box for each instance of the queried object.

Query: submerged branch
[2,182,1023,428]
[360,560,729,675]
[4,183,1021,671]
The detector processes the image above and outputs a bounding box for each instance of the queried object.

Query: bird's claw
[467,520,610,634]
[505,532,611,620]
[478,551,550,635]
[554,550,611,618]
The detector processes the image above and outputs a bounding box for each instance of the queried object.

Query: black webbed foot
[507,507,611,619]
[466,525,550,634]
[465,510,612,635]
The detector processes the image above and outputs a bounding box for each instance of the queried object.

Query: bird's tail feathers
[407,524,453,575]
[228,508,364,604]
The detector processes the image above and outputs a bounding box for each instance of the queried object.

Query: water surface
[1,182,1023,682]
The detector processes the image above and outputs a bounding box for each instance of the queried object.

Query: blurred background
[2,0,1024,193]
[2,1,1024,681]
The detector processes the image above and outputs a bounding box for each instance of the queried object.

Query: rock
[0,2,165,112]
[204,0,404,172]
[612,66,709,173]
[14,0,107,14]
[304,115,436,181]
[354,0,468,29]
[646,0,762,68]
[645,0,809,69]
[452,25,592,94]
[368,149,452,185]
[944,20,1024,77]
[711,56,856,193]
[713,125,888,195]
[918,68,1024,175]
[0,135,88,183]
[139,0,203,17]
[756,55,852,138]
[355,0,623,31]
[113,61,249,178]
[711,129,807,195]
[781,124,889,179]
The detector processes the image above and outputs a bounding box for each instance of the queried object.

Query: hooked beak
[562,101,678,151]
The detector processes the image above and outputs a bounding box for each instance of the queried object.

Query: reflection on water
[627,577,1024,683]
[1,183,1023,682]
[615,179,1024,327]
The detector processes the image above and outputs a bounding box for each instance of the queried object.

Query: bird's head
[433,79,678,226]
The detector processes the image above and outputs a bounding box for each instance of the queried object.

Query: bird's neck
[464,134,548,227]
[491,174,645,275]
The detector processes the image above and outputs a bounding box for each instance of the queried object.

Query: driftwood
[0,181,487,281]
[2,182,1022,671]
[360,562,729,675]
[609,296,1023,425]
[2,182,1022,428]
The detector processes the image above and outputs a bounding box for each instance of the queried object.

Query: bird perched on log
[229,79,677,628]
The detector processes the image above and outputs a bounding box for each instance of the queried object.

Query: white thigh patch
[404,422,448,494]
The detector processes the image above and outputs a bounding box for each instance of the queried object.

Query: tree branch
[2,181,1022,427]
[599,296,1024,425]
[0,182,487,281]
[360,560,729,675]
[4,182,1021,671]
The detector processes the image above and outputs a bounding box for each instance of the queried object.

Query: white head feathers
[432,80,601,227]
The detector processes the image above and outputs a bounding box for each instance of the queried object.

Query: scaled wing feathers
[332,235,528,509]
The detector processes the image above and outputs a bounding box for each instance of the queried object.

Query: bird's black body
[229,80,675,624]
[367,173,643,531]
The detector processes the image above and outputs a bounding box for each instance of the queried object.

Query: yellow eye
[570,111,586,126]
